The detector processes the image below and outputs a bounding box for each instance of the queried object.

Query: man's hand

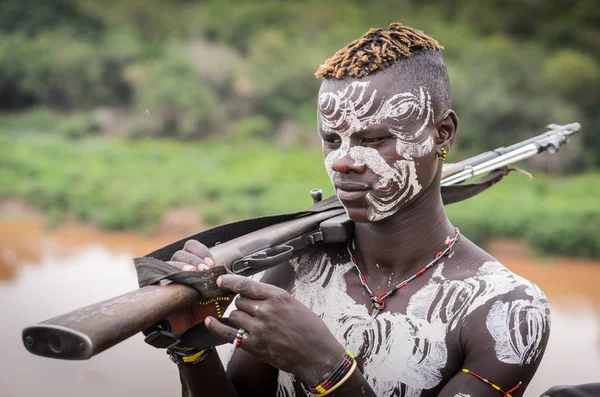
[204,274,346,386]
[165,240,230,334]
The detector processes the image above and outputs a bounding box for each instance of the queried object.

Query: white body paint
[486,284,550,365]
[318,81,435,221]
[273,253,549,397]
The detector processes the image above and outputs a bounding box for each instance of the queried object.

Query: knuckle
[183,239,202,252]
[234,277,251,293]
[171,250,186,262]
[228,310,241,323]
[253,337,267,351]
[166,261,184,270]
[271,288,289,303]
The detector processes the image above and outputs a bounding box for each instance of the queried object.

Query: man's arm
[438,284,551,396]
[178,350,241,397]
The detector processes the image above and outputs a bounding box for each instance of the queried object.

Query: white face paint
[319,81,436,221]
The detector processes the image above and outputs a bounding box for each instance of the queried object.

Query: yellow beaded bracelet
[313,359,357,397]
[182,349,207,363]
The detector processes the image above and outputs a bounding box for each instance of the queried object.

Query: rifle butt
[22,284,200,360]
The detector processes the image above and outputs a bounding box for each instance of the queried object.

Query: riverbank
[2,201,600,284]
[2,133,599,258]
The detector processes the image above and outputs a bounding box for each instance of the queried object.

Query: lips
[334,182,370,201]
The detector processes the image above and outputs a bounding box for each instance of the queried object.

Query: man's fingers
[171,250,207,267]
[205,316,250,347]
[166,260,208,272]
[217,274,280,300]
[228,309,259,333]
[166,261,196,271]
[183,240,215,263]
[235,296,263,317]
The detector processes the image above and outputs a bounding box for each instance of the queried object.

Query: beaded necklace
[347,227,461,318]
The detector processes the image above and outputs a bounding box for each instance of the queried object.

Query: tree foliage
[0,0,598,167]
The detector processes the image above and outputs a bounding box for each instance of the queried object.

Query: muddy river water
[1,219,599,397]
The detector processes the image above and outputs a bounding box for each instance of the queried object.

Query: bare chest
[281,257,465,397]
[276,250,532,397]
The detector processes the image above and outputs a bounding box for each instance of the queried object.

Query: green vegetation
[0,130,332,231]
[0,0,598,165]
[446,173,600,259]
[0,1,598,258]
[2,130,599,258]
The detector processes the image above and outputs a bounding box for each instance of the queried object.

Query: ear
[435,109,458,151]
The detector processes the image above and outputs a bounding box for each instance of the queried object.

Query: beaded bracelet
[309,350,357,396]
[461,368,522,397]
[168,347,214,366]
[166,296,229,366]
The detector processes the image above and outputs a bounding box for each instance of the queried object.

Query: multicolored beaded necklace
[347,227,461,318]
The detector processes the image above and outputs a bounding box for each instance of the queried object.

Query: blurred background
[0,0,598,396]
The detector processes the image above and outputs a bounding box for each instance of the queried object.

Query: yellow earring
[438,147,447,162]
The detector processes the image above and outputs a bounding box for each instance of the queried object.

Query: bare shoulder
[439,237,551,368]
[442,236,549,305]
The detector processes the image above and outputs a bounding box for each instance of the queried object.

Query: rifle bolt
[310,189,323,204]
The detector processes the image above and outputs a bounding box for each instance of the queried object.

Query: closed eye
[361,137,386,143]
[322,136,341,145]
[361,136,390,146]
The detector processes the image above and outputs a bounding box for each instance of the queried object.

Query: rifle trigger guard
[231,245,294,274]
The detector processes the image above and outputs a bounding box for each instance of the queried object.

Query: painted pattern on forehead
[318,81,435,160]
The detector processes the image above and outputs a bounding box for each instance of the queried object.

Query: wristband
[309,350,356,396]
[168,347,213,366]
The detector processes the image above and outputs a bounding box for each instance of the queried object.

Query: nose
[330,152,366,174]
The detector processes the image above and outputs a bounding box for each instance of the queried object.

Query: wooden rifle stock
[22,208,345,360]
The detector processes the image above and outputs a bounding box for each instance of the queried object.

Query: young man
[164,23,551,396]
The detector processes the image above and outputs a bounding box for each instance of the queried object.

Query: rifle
[21,122,580,361]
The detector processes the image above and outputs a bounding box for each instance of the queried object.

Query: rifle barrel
[441,123,580,185]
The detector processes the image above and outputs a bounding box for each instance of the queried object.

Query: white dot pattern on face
[319,81,436,221]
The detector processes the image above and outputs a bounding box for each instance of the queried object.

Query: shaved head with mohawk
[315,22,443,80]
[316,22,457,222]
[316,23,452,125]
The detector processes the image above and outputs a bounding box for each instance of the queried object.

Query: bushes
[445,172,600,258]
[0,133,330,233]
[125,46,222,138]
[1,132,599,258]
[526,211,600,258]
[1,0,599,168]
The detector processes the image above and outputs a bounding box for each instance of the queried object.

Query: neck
[352,181,455,276]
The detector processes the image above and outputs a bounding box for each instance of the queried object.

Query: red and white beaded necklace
[347,227,461,318]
